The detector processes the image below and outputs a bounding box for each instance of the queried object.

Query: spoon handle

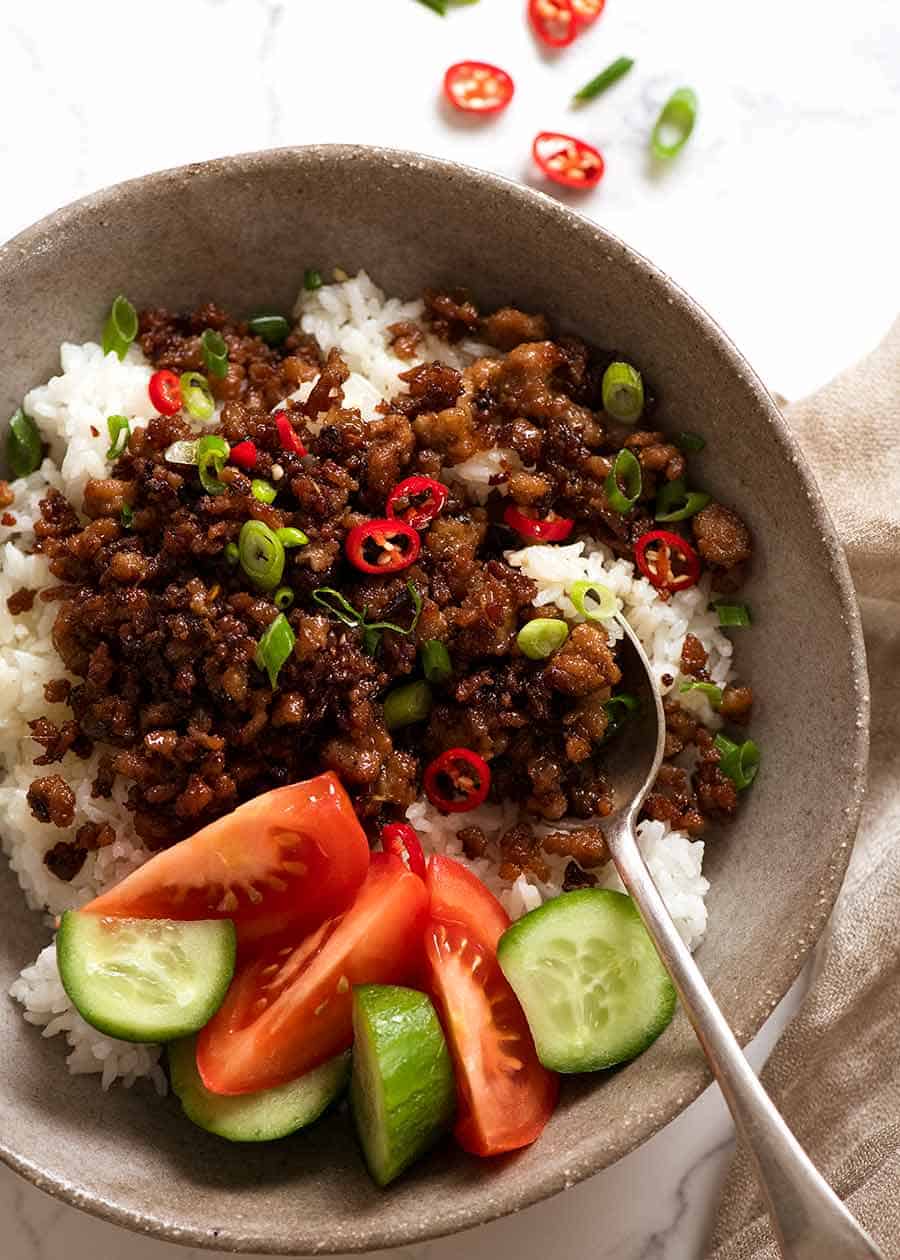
[607,818,883,1260]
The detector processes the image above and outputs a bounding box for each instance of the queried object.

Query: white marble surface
[1,0,897,1256]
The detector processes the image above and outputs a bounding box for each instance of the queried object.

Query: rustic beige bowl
[0,146,868,1254]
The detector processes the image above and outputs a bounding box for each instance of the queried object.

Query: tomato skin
[197,853,429,1095]
[81,773,369,947]
[424,856,558,1156]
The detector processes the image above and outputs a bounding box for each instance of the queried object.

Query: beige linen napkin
[708,317,900,1258]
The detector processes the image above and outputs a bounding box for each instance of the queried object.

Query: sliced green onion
[570,580,617,621]
[365,582,424,646]
[655,478,711,522]
[255,613,295,689]
[101,295,138,360]
[303,268,323,291]
[239,520,285,591]
[164,439,199,465]
[276,526,309,548]
[714,734,760,790]
[106,414,131,460]
[383,681,433,730]
[180,371,215,422]
[312,581,423,654]
[201,329,229,380]
[248,313,291,346]
[414,0,477,13]
[224,541,239,565]
[602,361,644,423]
[312,587,365,629]
[197,434,229,496]
[604,693,639,736]
[421,640,453,685]
[517,618,569,660]
[651,87,698,160]
[714,602,752,628]
[251,478,277,505]
[604,448,642,514]
[675,431,706,453]
[274,586,295,611]
[679,680,722,707]
[121,503,134,529]
[573,57,635,105]
[7,408,42,479]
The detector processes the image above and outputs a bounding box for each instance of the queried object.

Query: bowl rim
[0,142,870,1254]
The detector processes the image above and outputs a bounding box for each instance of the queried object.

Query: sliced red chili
[386,476,449,530]
[634,529,701,592]
[345,518,421,574]
[444,62,515,115]
[275,411,307,456]
[528,0,577,47]
[228,440,258,470]
[504,504,575,543]
[571,0,605,28]
[533,132,605,190]
[382,823,427,881]
[148,370,182,417]
[424,748,491,814]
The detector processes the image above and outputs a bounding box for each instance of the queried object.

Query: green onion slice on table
[650,88,698,160]
[573,57,635,105]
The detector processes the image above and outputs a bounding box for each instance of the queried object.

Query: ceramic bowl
[0,146,868,1254]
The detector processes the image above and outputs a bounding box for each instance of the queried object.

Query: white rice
[3,270,725,1091]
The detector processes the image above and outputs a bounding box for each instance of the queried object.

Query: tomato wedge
[197,853,429,1094]
[424,856,558,1156]
[81,773,369,947]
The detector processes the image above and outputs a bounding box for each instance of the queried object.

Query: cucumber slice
[351,985,455,1186]
[57,912,236,1043]
[497,889,676,1073]
[168,1039,350,1142]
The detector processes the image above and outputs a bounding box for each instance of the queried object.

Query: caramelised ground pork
[16,292,753,880]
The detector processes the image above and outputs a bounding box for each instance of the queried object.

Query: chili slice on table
[570,0,605,28]
[528,0,577,48]
[228,440,258,470]
[504,503,574,543]
[424,748,491,814]
[382,823,427,881]
[444,61,515,115]
[275,411,307,456]
[345,518,421,574]
[532,132,605,190]
[634,529,701,592]
[148,369,183,417]
[386,476,449,529]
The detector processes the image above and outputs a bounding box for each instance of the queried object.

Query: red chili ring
[228,440,258,470]
[386,476,449,530]
[533,132,605,190]
[275,411,307,456]
[345,518,421,574]
[381,823,427,881]
[528,0,577,47]
[444,61,515,115]
[148,370,183,417]
[504,503,575,543]
[423,748,491,814]
[634,529,701,592]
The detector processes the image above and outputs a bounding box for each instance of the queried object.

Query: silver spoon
[602,614,882,1260]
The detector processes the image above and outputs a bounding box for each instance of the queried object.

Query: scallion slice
[604,448,642,514]
[254,613,295,689]
[570,580,617,621]
[651,87,698,160]
[101,295,138,360]
[274,586,295,611]
[180,371,215,422]
[239,520,285,591]
[421,639,453,685]
[251,478,277,505]
[197,434,229,496]
[121,503,134,529]
[714,734,760,790]
[312,580,422,654]
[602,361,644,423]
[383,680,433,730]
[164,439,199,465]
[679,680,722,707]
[714,602,752,628]
[655,478,711,522]
[604,693,639,736]
[224,541,239,565]
[248,313,291,346]
[106,415,131,461]
[276,526,309,548]
[517,617,569,660]
[573,57,635,105]
[303,268,323,291]
[201,329,229,380]
[675,431,706,453]
[7,408,42,479]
